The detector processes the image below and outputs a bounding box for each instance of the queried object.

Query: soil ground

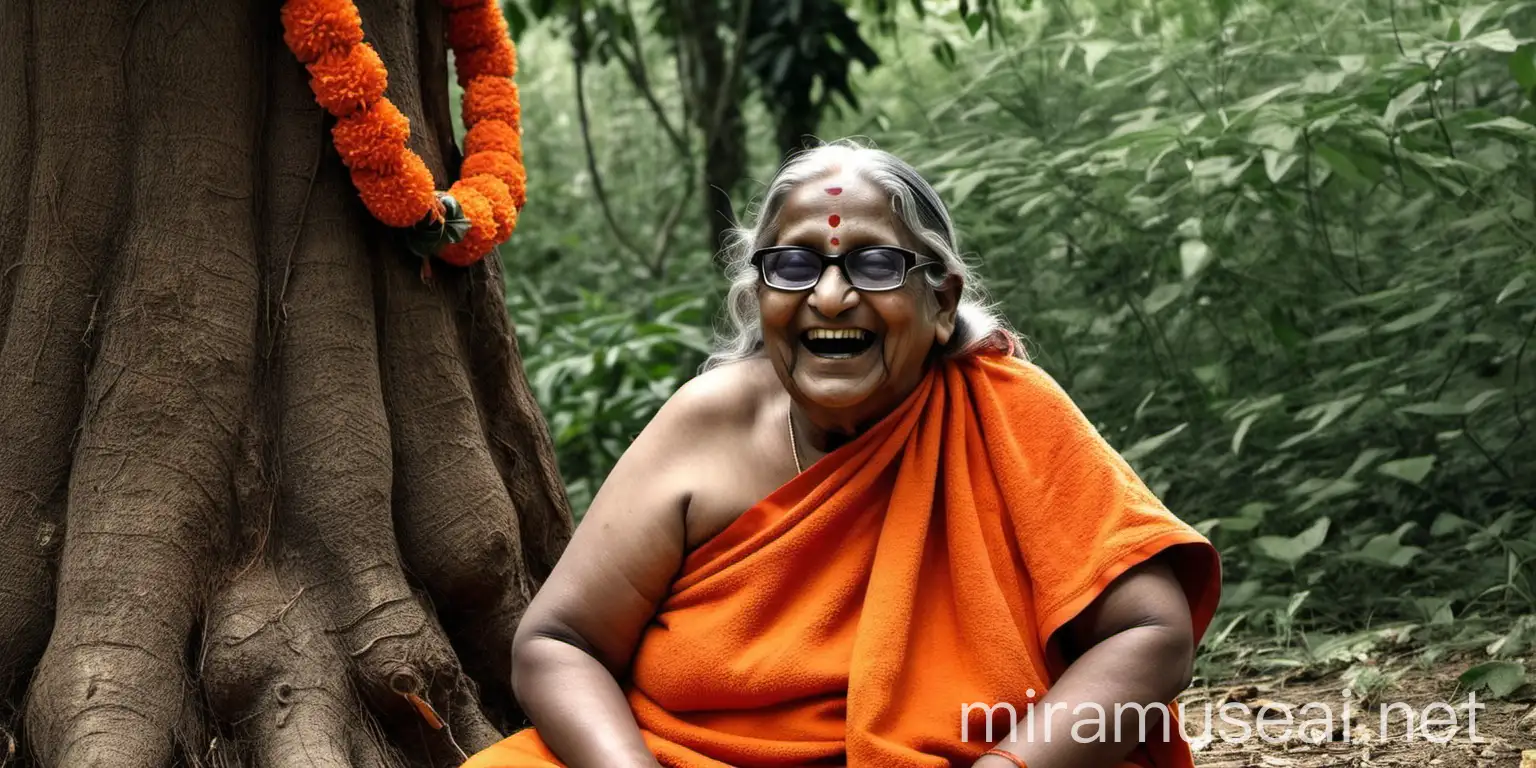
[1184,654,1535,767]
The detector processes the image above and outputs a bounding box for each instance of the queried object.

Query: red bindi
[830,237,841,247]
[825,186,843,196]
[828,214,841,228]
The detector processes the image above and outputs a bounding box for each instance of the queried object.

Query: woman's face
[757,174,959,432]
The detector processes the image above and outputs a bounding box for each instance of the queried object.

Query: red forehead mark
[828,214,841,228]
[830,236,841,247]
[825,186,843,196]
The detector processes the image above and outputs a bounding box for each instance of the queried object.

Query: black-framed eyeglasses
[750,245,939,292]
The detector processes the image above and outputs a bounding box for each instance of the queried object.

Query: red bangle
[983,748,1028,767]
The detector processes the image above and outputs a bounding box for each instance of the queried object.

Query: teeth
[806,328,869,340]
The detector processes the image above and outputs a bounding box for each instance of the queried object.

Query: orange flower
[307,43,388,117]
[461,76,521,129]
[352,151,437,228]
[456,174,517,242]
[281,0,364,63]
[446,3,509,52]
[454,41,517,86]
[502,164,527,209]
[332,98,411,171]
[464,119,522,162]
[439,187,497,266]
[283,0,528,263]
[460,150,525,205]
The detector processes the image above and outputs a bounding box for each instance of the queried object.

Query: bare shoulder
[650,356,779,438]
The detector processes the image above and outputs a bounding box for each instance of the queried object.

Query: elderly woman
[466,142,1220,768]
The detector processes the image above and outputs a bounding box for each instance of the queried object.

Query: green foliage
[835,0,1536,635]
[1458,659,1528,698]
[499,0,1536,643]
[507,278,714,514]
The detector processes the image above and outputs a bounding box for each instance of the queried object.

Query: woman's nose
[806,265,860,318]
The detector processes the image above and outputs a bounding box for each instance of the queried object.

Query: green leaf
[1399,389,1502,418]
[1384,82,1427,127]
[1280,394,1363,449]
[1381,294,1451,333]
[1398,401,1470,417]
[1232,413,1258,455]
[1315,145,1368,186]
[1469,29,1522,54]
[1498,274,1528,303]
[1470,116,1536,141]
[1253,517,1330,566]
[1511,45,1536,91]
[1464,389,1503,414]
[1313,325,1369,344]
[1144,284,1182,315]
[1081,40,1115,76]
[943,170,990,207]
[1263,149,1298,182]
[1457,4,1496,39]
[1378,455,1436,486]
[1120,422,1188,462]
[1250,122,1300,152]
[1180,240,1213,279]
[1459,661,1527,699]
[1356,523,1424,568]
[1431,513,1473,536]
[964,12,985,37]
[1231,84,1295,113]
[1302,71,1346,94]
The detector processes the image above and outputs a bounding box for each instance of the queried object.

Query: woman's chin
[792,374,881,414]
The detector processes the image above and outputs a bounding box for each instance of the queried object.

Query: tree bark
[0,2,573,766]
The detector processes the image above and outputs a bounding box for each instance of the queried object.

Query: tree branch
[649,179,696,278]
[705,0,754,142]
[570,13,651,271]
[604,26,691,157]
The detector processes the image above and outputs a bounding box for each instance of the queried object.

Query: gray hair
[702,139,1019,371]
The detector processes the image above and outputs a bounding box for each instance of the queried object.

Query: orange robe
[466,352,1221,767]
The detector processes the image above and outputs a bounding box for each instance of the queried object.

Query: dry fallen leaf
[1519,748,1535,768]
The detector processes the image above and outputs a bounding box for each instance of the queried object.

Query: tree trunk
[0,2,573,766]
[673,0,748,258]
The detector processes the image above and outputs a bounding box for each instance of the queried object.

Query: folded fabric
[466,351,1221,767]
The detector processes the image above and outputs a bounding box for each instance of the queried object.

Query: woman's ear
[933,275,962,346]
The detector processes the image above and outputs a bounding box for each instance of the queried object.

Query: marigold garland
[439,187,497,266]
[280,0,528,270]
[464,119,522,161]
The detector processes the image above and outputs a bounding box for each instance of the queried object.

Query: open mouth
[800,328,877,359]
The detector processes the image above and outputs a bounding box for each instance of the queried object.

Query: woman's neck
[789,401,879,455]
[785,361,936,457]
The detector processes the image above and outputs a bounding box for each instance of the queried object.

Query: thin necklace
[787,406,804,474]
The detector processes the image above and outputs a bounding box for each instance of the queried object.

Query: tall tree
[537,0,882,261]
[744,0,880,159]
[0,2,572,766]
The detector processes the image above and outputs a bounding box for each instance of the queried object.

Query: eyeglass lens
[761,248,910,291]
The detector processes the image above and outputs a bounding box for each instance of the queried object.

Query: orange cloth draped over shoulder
[465,351,1221,768]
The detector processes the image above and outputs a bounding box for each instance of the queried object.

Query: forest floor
[1185,651,1534,767]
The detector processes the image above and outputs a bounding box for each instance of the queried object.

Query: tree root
[25,3,261,763]
[0,1,573,765]
[0,0,131,726]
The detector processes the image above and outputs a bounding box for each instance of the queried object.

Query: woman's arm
[511,377,737,768]
[977,555,1196,768]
